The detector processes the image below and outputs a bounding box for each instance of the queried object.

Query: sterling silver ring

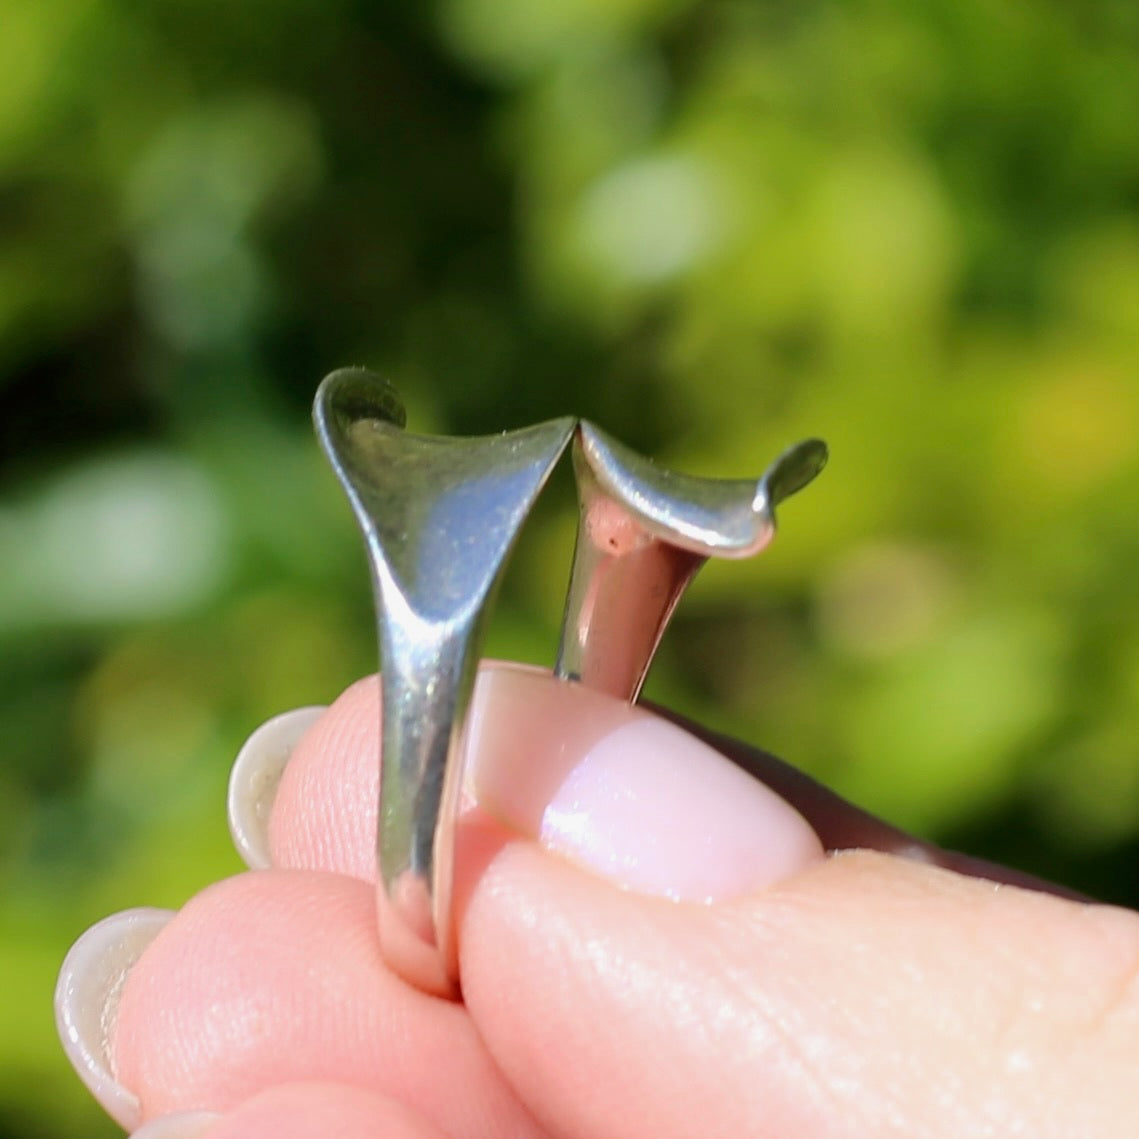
[314,368,826,994]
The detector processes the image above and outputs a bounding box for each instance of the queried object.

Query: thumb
[456,670,1139,1139]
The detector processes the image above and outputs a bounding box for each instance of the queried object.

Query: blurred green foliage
[2,0,1138,1133]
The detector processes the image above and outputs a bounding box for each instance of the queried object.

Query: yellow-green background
[3,0,1138,1133]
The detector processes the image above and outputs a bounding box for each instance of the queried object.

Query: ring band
[314,368,574,994]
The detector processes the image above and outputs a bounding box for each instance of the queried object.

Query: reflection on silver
[556,423,827,700]
[314,368,574,994]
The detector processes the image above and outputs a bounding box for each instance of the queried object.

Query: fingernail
[468,667,825,902]
[227,707,326,869]
[55,908,174,1130]
[132,1111,222,1139]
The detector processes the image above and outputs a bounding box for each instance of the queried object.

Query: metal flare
[314,368,575,994]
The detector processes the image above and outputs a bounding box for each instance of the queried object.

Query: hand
[57,664,1139,1138]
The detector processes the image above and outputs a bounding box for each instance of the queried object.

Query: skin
[113,673,1139,1138]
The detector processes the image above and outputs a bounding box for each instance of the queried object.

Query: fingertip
[268,677,380,881]
[111,870,538,1138]
[55,908,174,1131]
[465,667,825,901]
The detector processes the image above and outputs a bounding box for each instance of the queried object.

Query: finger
[267,676,380,882]
[112,870,542,1138]
[456,677,1139,1137]
[201,1082,448,1139]
[266,666,1084,901]
[269,667,822,885]
[272,670,822,886]
[465,849,1139,1138]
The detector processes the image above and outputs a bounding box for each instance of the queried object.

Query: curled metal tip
[556,424,828,701]
[318,366,409,432]
[314,368,574,994]
[574,425,776,557]
[758,437,828,512]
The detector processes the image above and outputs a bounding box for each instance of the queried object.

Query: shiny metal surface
[313,368,574,993]
[556,423,828,700]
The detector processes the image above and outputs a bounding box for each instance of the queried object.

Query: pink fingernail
[468,667,824,901]
[55,908,174,1130]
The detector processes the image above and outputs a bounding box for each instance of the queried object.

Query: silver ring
[314,370,825,993]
